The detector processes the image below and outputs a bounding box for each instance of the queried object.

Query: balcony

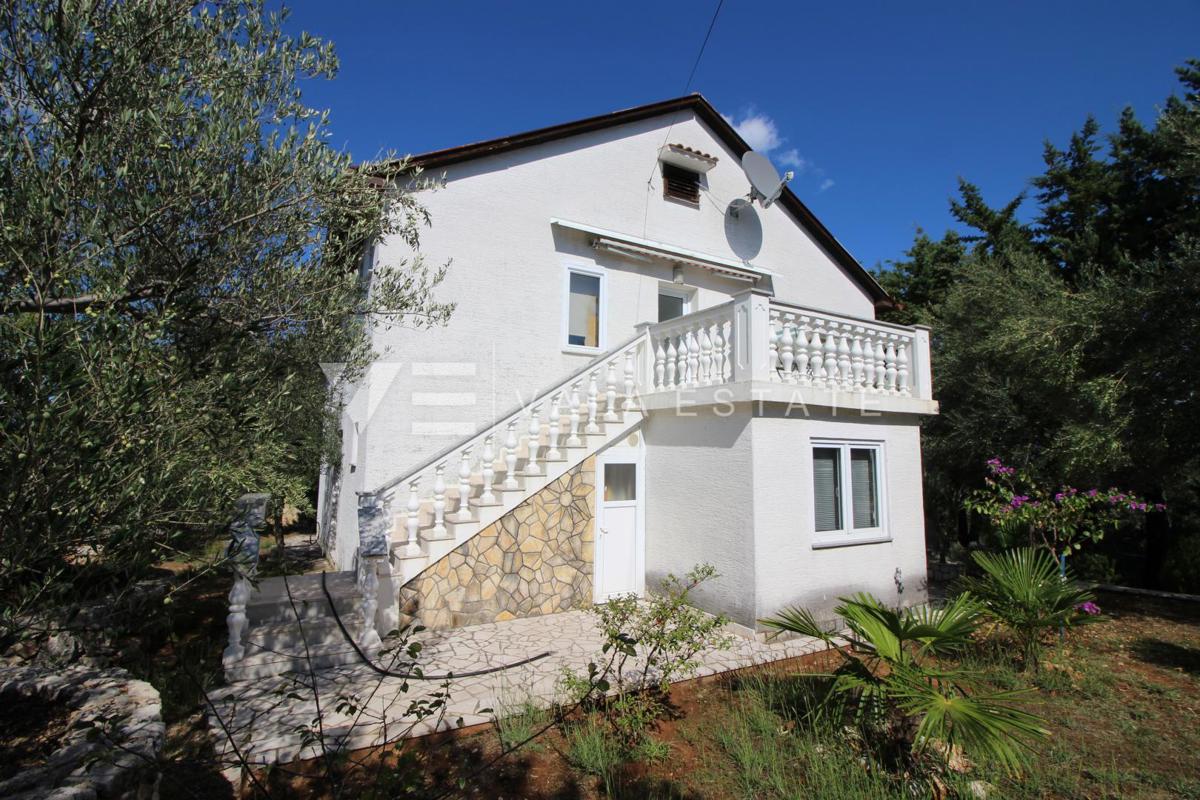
[638,289,937,416]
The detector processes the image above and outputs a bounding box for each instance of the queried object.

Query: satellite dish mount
[741,151,793,209]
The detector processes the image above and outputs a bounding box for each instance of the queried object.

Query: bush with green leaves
[761,593,1048,775]
[960,548,1099,670]
[560,563,733,751]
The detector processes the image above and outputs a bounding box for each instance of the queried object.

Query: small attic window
[662,163,701,205]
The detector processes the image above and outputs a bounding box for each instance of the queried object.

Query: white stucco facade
[643,403,928,630]
[319,96,934,627]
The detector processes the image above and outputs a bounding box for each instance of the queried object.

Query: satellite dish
[741,151,793,208]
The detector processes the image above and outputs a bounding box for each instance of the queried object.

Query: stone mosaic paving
[206,608,824,770]
[398,459,595,630]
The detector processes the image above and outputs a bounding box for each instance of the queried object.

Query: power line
[641,0,727,238]
[684,0,726,93]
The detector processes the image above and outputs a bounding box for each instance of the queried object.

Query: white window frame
[656,284,693,322]
[810,439,889,549]
[561,262,607,355]
[359,241,376,284]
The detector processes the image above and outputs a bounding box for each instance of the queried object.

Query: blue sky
[283,0,1199,270]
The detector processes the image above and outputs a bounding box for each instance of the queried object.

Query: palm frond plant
[960,547,1098,671]
[761,593,1047,776]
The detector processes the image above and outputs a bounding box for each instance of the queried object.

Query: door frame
[593,437,646,602]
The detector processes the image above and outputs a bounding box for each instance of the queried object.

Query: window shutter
[813,448,841,532]
[851,449,878,528]
[662,163,701,204]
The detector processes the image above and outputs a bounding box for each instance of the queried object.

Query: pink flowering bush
[966,458,1161,563]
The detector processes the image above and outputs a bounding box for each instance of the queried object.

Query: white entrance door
[595,450,644,601]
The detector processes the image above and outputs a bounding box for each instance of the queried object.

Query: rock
[968,780,995,799]
[0,665,164,800]
[44,632,84,664]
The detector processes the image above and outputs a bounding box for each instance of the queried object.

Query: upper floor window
[812,441,887,547]
[359,241,376,283]
[657,287,690,322]
[662,163,701,205]
[565,267,604,351]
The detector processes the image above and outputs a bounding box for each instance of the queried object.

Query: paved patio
[206,608,825,769]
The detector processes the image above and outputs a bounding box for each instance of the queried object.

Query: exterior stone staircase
[223,338,647,682]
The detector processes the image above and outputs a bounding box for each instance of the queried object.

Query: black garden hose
[321,570,552,679]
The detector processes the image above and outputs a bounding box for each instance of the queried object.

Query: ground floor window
[811,440,886,546]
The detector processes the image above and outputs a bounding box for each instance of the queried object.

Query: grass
[493,694,552,753]
[639,590,1200,800]
[564,716,625,796]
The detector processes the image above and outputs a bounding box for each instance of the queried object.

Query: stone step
[425,537,458,565]
[245,576,361,625]
[224,639,366,682]
[242,611,365,651]
[444,517,479,540]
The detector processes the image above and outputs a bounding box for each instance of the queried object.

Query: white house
[293,95,936,674]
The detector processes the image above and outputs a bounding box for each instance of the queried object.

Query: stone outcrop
[399,458,595,629]
[0,665,164,800]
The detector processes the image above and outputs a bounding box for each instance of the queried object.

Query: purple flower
[1055,492,1065,501]
[1154,503,1167,511]
[1076,601,1101,616]
[1010,495,1029,508]
[986,458,1016,476]
[1087,489,1099,498]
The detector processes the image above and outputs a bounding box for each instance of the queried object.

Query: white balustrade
[604,360,619,422]
[765,302,922,399]
[503,420,519,489]
[646,305,735,392]
[431,463,447,537]
[585,370,600,434]
[455,448,473,521]
[480,435,497,504]
[526,404,541,474]
[403,479,421,556]
[547,392,562,460]
[567,380,582,446]
[622,348,636,411]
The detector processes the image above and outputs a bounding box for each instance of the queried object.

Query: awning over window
[550,218,774,285]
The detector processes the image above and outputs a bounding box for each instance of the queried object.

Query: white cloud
[777,148,807,171]
[819,178,835,192]
[723,110,782,153]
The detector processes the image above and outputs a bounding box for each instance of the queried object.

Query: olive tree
[0,0,451,631]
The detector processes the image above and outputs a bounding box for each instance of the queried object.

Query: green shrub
[959,547,1097,670]
[562,564,734,752]
[761,592,1047,775]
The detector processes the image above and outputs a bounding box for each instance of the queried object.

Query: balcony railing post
[731,288,773,383]
[911,324,933,400]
